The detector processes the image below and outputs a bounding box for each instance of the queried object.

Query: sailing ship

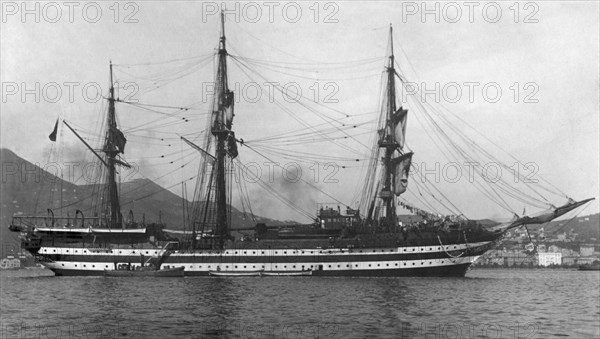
[8,13,594,277]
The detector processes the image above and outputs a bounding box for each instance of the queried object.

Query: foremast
[368,25,413,229]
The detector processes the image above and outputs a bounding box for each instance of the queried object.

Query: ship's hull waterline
[37,241,491,277]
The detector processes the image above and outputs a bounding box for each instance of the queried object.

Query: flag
[49,119,59,141]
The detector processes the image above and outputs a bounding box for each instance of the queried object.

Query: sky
[1,1,599,222]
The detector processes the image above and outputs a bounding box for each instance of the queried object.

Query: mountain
[0,148,293,256]
[527,213,600,241]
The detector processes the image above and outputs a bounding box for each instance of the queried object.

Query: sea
[1,268,598,339]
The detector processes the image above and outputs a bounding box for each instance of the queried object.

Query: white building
[537,252,562,266]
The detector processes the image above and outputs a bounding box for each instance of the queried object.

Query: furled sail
[223,90,234,127]
[391,152,413,195]
[212,90,235,131]
[226,131,238,159]
[391,107,408,149]
[109,126,127,154]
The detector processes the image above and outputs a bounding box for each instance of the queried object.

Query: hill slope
[0,148,292,254]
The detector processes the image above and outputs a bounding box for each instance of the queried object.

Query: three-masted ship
[8,14,593,276]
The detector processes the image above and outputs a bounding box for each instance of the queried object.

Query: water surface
[1,269,598,338]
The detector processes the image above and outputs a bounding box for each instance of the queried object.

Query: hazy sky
[1,1,598,222]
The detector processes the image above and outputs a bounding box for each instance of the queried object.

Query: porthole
[61,264,64,266]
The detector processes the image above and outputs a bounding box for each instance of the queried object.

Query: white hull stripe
[38,241,492,257]
[44,255,481,272]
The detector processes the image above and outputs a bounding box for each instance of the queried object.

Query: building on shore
[537,252,562,267]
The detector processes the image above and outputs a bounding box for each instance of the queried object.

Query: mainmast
[105,62,122,228]
[378,25,399,229]
[211,11,232,248]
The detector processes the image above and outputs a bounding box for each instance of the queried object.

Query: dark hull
[49,263,471,277]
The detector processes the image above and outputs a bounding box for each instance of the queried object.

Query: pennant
[49,119,59,141]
